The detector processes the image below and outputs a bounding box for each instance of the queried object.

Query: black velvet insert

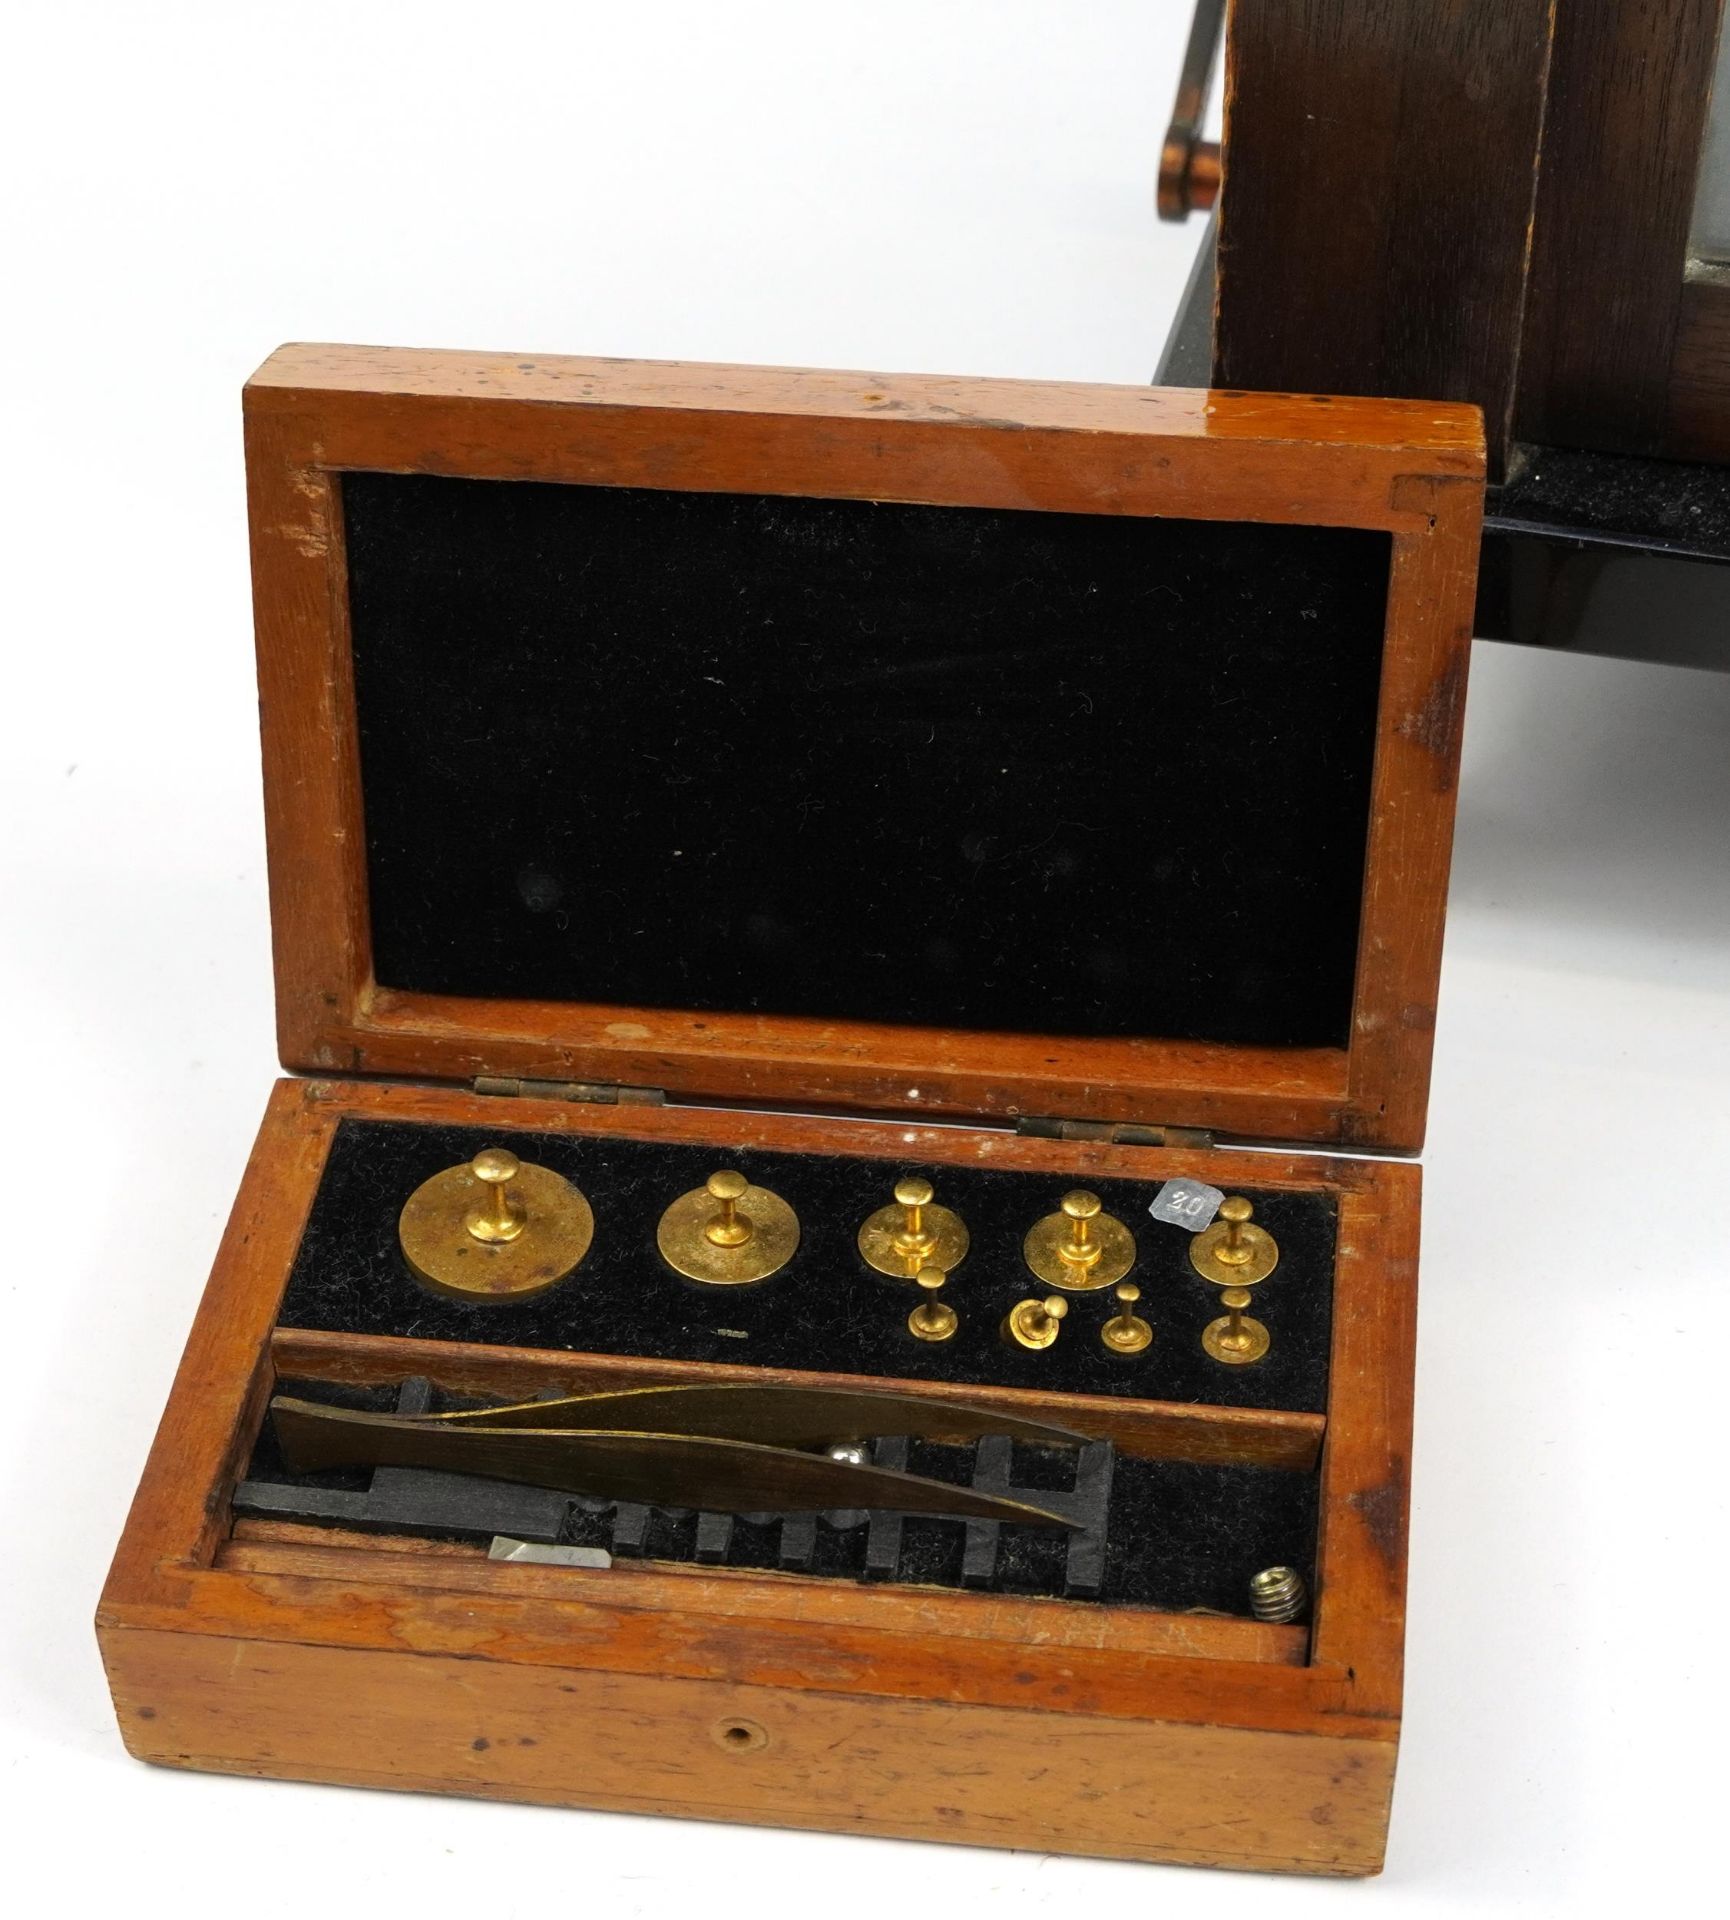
[279,1118,1336,1413]
[245,1376,1319,1616]
[344,473,1390,1048]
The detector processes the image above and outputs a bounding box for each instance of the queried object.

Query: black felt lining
[248,1376,1319,1616]
[278,1117,1336,1412]
[343,472,1391,1049]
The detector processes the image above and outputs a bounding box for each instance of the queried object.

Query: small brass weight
[907,1266,958,1343]
[657,1169,800,1285]
[1202,1286,1270,1365]
[1101,1283,1152,1356]
[1024,1189,1136,1291]
[1003,1295,1068,1351]
[858,1175,969,1279]
[1189,1195,1279,1286]
[398,1147,594,1301]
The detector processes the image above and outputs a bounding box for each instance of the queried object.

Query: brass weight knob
[1190,1195,1280,1286]
[701,1170,753,1247]
[1003,1294,1068,1351]
[465,1148,527,1244]
[1023,1188,1136,1291]
[907,1266,959,1343]
[657,1168,800,1286]
[858,1174,969,1279]
[398,1146,593,1302]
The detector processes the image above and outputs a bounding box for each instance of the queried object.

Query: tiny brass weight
[1101,1282,1153,1356]
[399,1147,593,1301]
[1024,1189,1136,1291]
[657,1169,799,1286]
[858,1175,969,1279]
[1202,1285,1270,1365]
[1190,1194,1280,1286]
[907,1266,958,1343]
[1003,1294,1068,1351]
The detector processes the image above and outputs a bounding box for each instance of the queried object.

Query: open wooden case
[98,346,1484,1876]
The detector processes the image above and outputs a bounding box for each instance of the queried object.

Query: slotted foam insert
[244,1375,1321,1616]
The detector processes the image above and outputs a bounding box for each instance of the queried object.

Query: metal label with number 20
[1148,1177,1224,1230]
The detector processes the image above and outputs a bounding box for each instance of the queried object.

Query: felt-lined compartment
[244,1375,1320,1616]
[344,473,1391,1051]
[278,1117,1336,1413]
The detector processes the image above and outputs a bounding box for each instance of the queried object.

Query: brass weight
[1189,1195,1279,1286]
[1202,1285,1270,1365]
[398,1148,593,1301]
[1002,1294,1068,1351]
[1023,1189,1136,1291]
[906,1266,959,1343]
[657,1169,800,1285]
[858,1175,969,1279]
[1100,1282,1153,1356]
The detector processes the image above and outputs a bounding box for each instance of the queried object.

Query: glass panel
[1691,20,1730,260]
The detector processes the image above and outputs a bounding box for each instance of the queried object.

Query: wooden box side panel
[245,345,1482,1151]
[100,1622,1397,1876]
[1313,1166,1420,1717]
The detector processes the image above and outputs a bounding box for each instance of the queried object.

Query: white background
[3,4,1727,1914]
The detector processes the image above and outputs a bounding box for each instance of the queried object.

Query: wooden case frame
[243,346,1484,1153]
[99,349,1483,1877]
[101,1077,1417,1875]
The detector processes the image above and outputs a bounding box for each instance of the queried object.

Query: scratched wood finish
[1216,0,1553,473]
[101,1627,1396,1874]
[245,344,1482,1152]
[1516,0,1727,456]
[99,1075,1417,1874]
[220,1521,1310,1667]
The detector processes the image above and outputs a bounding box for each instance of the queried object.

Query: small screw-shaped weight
[1248,1565,1308,1623]
[703,1169,754,1248]
[892,1176,937,1263]
[1004,1294,1068,1350]
[907,1265,958,1343]
[465,1148,526,1244]
[1101,1281,1152,1355]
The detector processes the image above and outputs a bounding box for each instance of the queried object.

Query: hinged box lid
[245,346,1483,1152]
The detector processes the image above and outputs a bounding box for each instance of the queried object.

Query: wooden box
[98,346,1484,1876]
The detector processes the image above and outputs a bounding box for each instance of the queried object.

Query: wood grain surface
[103,1625,1396,1873]
[1517,0,1727,456]
[1216,0,1553,472]
[1669,275,1730,461]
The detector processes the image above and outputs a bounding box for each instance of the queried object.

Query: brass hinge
[474,1075,667,1107]
[1015,1116,1215,1150]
